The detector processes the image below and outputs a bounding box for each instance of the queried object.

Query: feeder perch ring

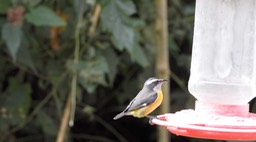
[152,110,256,140]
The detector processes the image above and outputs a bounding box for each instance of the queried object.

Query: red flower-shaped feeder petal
[152,101,256,140]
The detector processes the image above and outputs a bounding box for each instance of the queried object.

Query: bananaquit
[113,77,168,120]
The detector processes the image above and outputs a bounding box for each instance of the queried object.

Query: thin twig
[88,4,101,37]
[69,14,82,127]
[56,9,82,142]
[56,94,72,142]
[69,72,77,127]
[79,4,101,55]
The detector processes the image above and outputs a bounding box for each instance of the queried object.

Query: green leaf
[115,0,136,15]
[23,0,42,6]
[67,55,110,93]
[103,48,119,86]
[111,25,135,51]
[17,44,37,73]
[2,23,23,61]
[4,78,31,125]
[25,6,66,26]
[129,44,149,67]
[37,110,58,136]
[101,0,149,67]
[101,0,136,51]
[0,0,11,14]
[86,0,96,6]
[79,79,97,93]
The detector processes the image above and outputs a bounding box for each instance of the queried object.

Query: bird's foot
[146,115,157,125]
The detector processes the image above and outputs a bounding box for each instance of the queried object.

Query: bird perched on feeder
[113,77,168,120]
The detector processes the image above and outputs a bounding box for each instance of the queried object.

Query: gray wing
[124,87,157,112]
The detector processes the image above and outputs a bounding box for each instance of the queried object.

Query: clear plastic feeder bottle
[152,0,256,140]
[188,0,256,105]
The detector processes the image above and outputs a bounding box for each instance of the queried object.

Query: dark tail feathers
[113,112,126,120]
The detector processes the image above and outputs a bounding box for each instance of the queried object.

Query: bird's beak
[160,79,168,82]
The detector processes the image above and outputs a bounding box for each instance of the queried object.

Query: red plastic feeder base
[152,101,256,140]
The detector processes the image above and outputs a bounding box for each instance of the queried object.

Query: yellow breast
[130,91,163,118]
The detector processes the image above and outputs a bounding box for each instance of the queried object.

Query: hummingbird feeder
[152,0,256,140]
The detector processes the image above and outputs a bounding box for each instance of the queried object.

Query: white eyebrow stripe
[145,79,158,85]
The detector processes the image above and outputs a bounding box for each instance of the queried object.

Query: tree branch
[154,0,170,142]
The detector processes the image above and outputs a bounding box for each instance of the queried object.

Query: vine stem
[56,95,72,142]
[56,13,82,142]
[69,18,81,127]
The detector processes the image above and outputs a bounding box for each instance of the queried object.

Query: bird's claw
[149,118,154,125]
[146,115,157,125]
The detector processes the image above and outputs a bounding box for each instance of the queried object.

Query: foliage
[25,6,66,26]
[2,23,22,60]
[0,0,223,142]
[0,0,153,141]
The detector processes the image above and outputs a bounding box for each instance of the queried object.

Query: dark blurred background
[2,0,254,142]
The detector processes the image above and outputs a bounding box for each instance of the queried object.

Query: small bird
[113,77,168,120]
